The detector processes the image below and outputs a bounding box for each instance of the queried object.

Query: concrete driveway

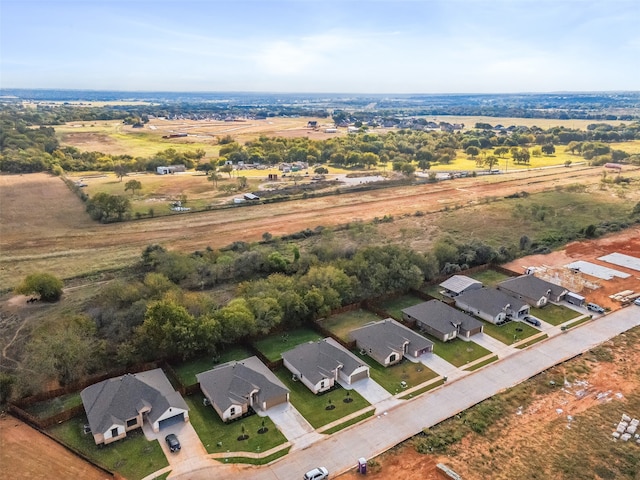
[418,352,462,381]
[472,332,518,357]
[142,420,215,476]
[340,377,401,413]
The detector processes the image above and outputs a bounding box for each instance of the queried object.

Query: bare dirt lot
[503,228,640,311]
[3,166,637,288]
[0,414,111,480]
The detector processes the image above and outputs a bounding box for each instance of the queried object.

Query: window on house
[390,353,397,362]
[126,418,137,428]
[111,427,119,437]
[230,407,236,415]
[320,381,325,388]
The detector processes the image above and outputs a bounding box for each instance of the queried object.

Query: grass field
[274,369,370,429]
[463,355,499,371]
[531,304,582,326]
[185,393,287,455]
[468,269,513,287]
[252,327,322,362]
[318,309,384,341]
[49,417,168,480]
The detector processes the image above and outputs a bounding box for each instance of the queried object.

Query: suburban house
[156,164,186,175]
[497,274,569,308]
[439,275,483,297]
[349,318,434,367]
[282,338,370,394]
[402,300,484,342]
[197,357,289,423]
[80,369,189,446]
[455,288,530,324]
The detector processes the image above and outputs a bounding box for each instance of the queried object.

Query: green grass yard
[468,269,512,287]
[377,294,426,320]
[24,392,83,418]
[429,336,492,367]
[171,346,253,386]
[482,320,539,345]
[252,327,322,362]
[531,304,582,326]
[354,354,438,394]
[318,309,384,341]
[49,416,168,480]
[185,393,287,455]
[274,369,370,429]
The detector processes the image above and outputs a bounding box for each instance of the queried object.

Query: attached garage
[349,368,370,383]
[158,412,185,430]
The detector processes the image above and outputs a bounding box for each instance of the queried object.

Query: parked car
[524,316,541,327]
[587,303,605,314]
[304,467,329,480]
[634,298,640,306]
[165,433,181,452]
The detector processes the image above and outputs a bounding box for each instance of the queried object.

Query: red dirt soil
[503,227,640,311]
[0,414,111,480]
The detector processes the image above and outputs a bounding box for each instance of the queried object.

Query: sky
[1,0,639,94]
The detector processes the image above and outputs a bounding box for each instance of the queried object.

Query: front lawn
[428,336,492,367]
[531,304,582,325]
[354,354,438,394]
[274,369,370,429]
[252,327,322,362]
[171,346,253,386]
[377,294,425,320]
[49,416,168,480]
[318,309,384,341]
[185,393,287,455]
[24,392,83,418]
[482,321,539,345]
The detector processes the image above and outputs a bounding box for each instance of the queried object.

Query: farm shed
[156,164,186,175]
[439,275,483,297]
[244,193,260,201]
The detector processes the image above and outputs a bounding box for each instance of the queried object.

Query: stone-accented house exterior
[197,356,289,423]
[282,338,369,394]
[81,369,189,446]
[349,318,434,366]
[403,300,484,342]
[455,288,530,324]
[439,275,483,297]
[497,274,569,308]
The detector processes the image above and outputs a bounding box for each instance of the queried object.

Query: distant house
[403,300,484,342]
[81,369,189,446]
[497,275,569,308]
[455,288,530,324]
[282,338,369,394]
[156,164,186,175]
[439,275,483,297]
[349,318,434,367]
[307,120,318,128]
[197,357,289,423]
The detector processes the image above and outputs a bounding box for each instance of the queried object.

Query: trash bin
[358,457,367,474]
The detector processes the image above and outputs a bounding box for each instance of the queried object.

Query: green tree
[114,163,128,182]
[237,176,248,189]
[220,164,234,177]
[484,155,499,171]
[124,179,142,196]
[140,299,199,359]
[465,146,480,158]
[541,144,556,155]
[16,272,64,301]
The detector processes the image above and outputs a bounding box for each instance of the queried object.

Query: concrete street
[167,306,640,480]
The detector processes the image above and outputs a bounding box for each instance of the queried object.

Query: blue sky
[1,0,638,93]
